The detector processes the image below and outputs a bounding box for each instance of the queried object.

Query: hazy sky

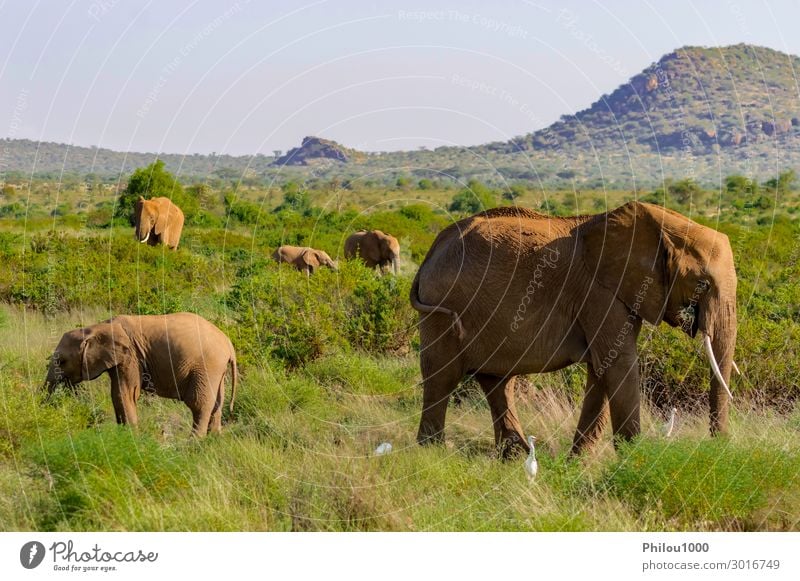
[2,0,800,155]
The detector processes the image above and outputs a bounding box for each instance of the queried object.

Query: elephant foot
[498,430,529,459]
[416,422,445,446]
[570,431,602,457]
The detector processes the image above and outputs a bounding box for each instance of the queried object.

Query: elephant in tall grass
[411,202,738,457]
[134,196,185,249]
[344,230,400,274]
[45,313,238,436]
[272,245,337,275]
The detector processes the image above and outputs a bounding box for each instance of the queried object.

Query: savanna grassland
[0,169,799,532]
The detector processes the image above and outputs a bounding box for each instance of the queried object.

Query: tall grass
[1,307,797,532]
[0,194,799,531]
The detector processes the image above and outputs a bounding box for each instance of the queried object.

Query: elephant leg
[571,364,608,455]
[208,406,222,434]
[604,353,641,447]
[475,374,528,458]
[416,332,463,446]
[110,367,139,427]
[190,406,212,437]
[207,379,225,435]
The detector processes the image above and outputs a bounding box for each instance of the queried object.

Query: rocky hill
[491,44,800,155]
[272,136,364,166]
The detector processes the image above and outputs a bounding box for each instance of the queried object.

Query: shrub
[399,203,435,222]
[224,193,262,225]
[448,180,496,214]
[726,174,759,196]
[344,274,414,354]
[225,261,416,368]
[502,184,525,202]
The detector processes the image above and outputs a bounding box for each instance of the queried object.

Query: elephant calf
[272,245,337,275]
[45,313,238,436]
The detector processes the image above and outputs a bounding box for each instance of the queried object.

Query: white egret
[663,407,677,438]
[374,442,392,456]
[524,436,538,481]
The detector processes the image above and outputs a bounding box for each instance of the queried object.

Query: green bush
[344,274,414,354]
[224,193,263,225]
[448,180,496,214]
[226,261,416,368]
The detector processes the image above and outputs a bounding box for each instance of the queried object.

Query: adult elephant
[344,230,400,274]
[272,245,337,275]
[45,313,237,436]
[411,202,737,457]
[134,196,185,249]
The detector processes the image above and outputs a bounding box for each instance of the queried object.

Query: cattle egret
[524,436,538,481]
[374,442,392,455]
[663,407,677,438]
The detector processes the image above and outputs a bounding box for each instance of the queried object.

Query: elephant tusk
[732,360,741,376]
[703,334,733,399]
[140,232,150,243]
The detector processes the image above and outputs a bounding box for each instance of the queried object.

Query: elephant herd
[271,229,401,276]
[46,199,740,460]
[131,196,401,276]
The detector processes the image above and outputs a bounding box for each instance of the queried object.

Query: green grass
[0,180,799,531]
[0,306,798,532]
[605,438,800,530]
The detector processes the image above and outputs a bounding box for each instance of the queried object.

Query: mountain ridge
[3,44,800,188]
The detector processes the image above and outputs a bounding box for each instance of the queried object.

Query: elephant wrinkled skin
[272,245,337,275]
[134,196,185,249]
[344,229,400,274]
[45,313,238,436]
[411,202,737,457]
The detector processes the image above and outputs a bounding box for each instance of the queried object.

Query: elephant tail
[228,350,238,413]
[409,270,465,341]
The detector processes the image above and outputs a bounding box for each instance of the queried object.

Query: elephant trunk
[391,255,399,276]
[44,362,61,395]
[699,288,737,436]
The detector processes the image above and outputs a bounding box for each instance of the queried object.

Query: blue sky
[2,0,799,155]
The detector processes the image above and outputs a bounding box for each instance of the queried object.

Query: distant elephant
[45,313,238,436]
[411,202,737,457]
[344,229,400,274]
[272,245,337,275]
[134,196,185,249]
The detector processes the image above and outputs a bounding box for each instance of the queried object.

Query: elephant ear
[580,202,676,325]
[79,322,133,381]
[300,248,321,270]
[153,200,168,236]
